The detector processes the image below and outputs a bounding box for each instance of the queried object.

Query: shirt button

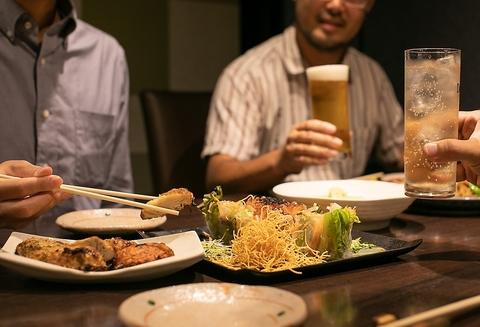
[6,30,13,38]
[24,21,32,30]
[42,109,50,119]
[40,57,46,65]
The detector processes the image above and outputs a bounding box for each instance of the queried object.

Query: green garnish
[467,182,480,196]
[350,237,377,254]
[147,299,156,306]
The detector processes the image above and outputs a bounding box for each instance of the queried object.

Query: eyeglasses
[319,0,369,10]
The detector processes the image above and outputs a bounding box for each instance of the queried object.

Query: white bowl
[273,180,414,230]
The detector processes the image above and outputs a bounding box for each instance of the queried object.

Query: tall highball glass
[404,48,461,198]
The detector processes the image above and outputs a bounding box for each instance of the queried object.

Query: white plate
[0,231,204,283]
[55,208,166,235]
[273,180,415,230]
[118,283,307,327]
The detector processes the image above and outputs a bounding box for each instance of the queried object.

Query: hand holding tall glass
[306,65,351,155]
[404,48,461,198]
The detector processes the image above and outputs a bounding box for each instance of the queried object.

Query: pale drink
[404,48,460,198]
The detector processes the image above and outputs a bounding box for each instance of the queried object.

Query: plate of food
[272,180,415,230]
[381,173,480,216]
[118,283,307,327]
[0,231,204,283]
[195,187,421,282]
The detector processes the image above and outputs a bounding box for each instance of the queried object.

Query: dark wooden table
[0,206,479,327]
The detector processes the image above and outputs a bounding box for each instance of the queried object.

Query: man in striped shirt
[202,0,403,193]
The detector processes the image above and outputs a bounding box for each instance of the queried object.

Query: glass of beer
[404,48,460,198]
[306,65,350,155]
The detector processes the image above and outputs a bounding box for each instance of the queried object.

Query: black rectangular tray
[194,230,422,283]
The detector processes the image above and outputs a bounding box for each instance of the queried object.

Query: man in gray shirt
[0,0,133,232]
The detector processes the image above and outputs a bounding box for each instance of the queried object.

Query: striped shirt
[202,26,403,181]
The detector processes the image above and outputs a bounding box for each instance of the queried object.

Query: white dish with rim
[0,231,203,283]
[55,208,166,235]
[118,283,307,327]
[273,180,415,230]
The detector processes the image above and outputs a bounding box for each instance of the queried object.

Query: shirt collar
[0,0,77,44]
[282,26,306,76]
[0,0,25,41]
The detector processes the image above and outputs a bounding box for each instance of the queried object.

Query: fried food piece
[141,188,194,219]
[105,237,133,252]
[113,242,174,269]
[16,237,109,271]
[456,181,473,197]
[245,196,306,219]
[71,236,115,261]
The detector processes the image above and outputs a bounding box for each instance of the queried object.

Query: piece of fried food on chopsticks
[140,188,194,219]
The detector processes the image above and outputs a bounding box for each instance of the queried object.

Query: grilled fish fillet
[15,237,111,271]
[72,236,115,261]
[141,188,194,219]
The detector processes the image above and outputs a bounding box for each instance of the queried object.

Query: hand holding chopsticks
[0,161,68,229]
[0,173,179,216]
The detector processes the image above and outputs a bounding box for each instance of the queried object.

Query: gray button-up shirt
[0,0,133,232]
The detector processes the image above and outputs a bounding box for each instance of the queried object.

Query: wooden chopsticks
[59,184,157,201]
[379,294,480,327]
[0,174,179,216]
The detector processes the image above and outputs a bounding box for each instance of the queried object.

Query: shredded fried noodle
[202,211,328,273]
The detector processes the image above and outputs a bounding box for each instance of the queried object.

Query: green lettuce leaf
[302,204,359,259]
[197,186,253,244]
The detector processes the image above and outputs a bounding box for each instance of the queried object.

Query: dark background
[241,0,479,110]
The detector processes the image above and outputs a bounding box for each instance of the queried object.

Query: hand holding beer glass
[306,65,351,156]
[404,48,461,198]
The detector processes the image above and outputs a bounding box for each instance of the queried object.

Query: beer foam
[306,65,349,81]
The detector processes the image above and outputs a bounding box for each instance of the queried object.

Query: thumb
[424,138,480,163]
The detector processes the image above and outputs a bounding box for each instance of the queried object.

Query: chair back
[140,90,211,198]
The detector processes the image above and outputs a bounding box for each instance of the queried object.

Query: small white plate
[273,180,415,230]
[118,283,307,327]
[0,231,204,283]
[56,208,166,235]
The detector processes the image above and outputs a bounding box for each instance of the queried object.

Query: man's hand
[276,119,343,175]
[0,160,68,229]
[424,110,480,185]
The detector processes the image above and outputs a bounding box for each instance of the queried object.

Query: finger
[460,116,477,140]
[288,129,343,149]
[0,192,58,222]
[297,156,329,166]
[286,142,339,160]
[295,119,337,134]
[456,163,466,181]
[0,160,53,178]
[53,190,72,202]
[0,175,63,201]
[424,139,480,163]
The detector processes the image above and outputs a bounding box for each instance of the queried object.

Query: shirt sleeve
[102,49,134,206]
[202,69,263,161]
[372,69,404,168]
